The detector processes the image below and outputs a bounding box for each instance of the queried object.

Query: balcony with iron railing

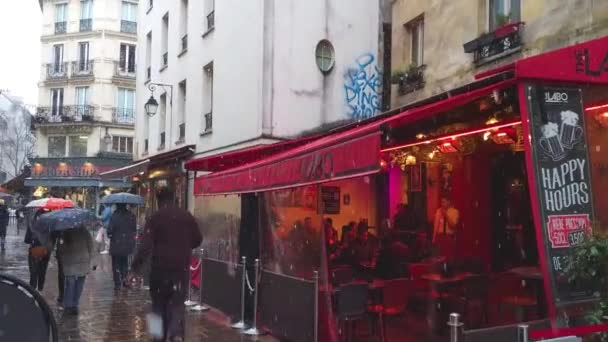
[54,21,67,34]
[114,61,136,79]
[79,18,92,32]
[35,105,95,124]
[46,63,69,81]
[112,108,135,125]
[120,20,137,34]
[71,61,94,79]
[203,112,212,133]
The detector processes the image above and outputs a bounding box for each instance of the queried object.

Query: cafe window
[69,136,88,157]
[48,136,67,157]
[406,16,424,66]
[489,0,521,31]
[112,136,133,154]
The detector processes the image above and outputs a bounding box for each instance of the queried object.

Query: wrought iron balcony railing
[112,108,135,125]
[203,112,212,132]
[114,61,136,78]
[463,22,524,65]
[207,11,215,31]
[181,34,188,52]
[79,18,92,32]
[71,61,94,78]
[55,21,67,34]
[120,20,137,34]
[35,105,95,123]
[46,63,69,80]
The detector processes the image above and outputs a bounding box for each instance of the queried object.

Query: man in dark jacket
[0,200,9,252]
[108,204,136,290]
[131,188,202,342]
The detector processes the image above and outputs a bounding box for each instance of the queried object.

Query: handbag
[30,246,49,258]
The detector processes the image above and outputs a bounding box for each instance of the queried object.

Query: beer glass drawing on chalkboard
[539,122,567,161]
[559,110,584,149]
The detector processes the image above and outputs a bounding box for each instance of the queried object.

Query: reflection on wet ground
[0,224,274,342]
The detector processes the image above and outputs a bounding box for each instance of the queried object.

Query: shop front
[189,36,608,341]
[24,156,131,211]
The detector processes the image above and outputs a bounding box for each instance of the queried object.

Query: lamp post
[144,82,173,146]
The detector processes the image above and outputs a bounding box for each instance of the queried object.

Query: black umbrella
[100,192,144,205]
[32,208,101,243]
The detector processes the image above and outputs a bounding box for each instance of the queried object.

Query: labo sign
[529,86,596,305]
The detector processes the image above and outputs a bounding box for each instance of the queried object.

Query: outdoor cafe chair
[367,278,411,342]
[334,281,371,342]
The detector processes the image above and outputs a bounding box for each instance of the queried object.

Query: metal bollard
[517,324,529,342]
[313,271,319,342]
[447,313,463,342]
[185,249,200,306]
[191,248,209,312]
[231,256,247,329]
[243,259,261,336]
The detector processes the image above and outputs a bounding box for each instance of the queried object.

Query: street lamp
[145,83,173,117]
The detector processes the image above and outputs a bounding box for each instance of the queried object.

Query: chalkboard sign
[319,186,340,214]
[527,86,597,305]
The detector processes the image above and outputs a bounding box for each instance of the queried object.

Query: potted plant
[392,64,425,95]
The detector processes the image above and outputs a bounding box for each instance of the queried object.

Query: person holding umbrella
[107,203,136,290]
[24,209,52,291]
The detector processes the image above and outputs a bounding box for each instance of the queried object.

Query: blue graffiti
[344,53,382,119]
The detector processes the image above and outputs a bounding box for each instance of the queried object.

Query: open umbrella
[26,198,74,210]
[100,192,144,206]
[32,208,100,243]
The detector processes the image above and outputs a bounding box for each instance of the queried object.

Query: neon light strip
[381,120,522,153]
[585,103,608,111]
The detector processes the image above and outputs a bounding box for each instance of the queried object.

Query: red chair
[368,278,411,342]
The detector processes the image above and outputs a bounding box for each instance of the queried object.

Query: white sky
[0,0,42,106]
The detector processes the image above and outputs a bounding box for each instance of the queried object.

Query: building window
[180,0,188,52]
[52,44,64,72]
[51,88,64,117]
[80,0,93,31]
[69,136,88,157]
[75,87,90,117]
[159,93,167,148]
[121,1,138,33]
[315,40,335,74]
[205,0,215,31]
[148,0,153,11]
[78,42,91,72]
[120,43,136,73]
[489,0,521,31]
[112,136,133,154]
[116,88,135,123]
[145,32,152,81]
[203,63,213,132]
[161,13,169,68]
[55,3,67,34]
[407,16,424,67]
[48,136,67,157]
[178,80,186,140]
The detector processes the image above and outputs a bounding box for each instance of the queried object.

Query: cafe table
[507,266,546,317]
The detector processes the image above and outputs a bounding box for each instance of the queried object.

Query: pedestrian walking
[0,199,9,252]
[56,225,97,316]
[108,203,136,290]
[130,188,202,342]
[24,209,52,291]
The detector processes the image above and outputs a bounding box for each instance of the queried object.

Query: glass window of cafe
[320,86,552,341]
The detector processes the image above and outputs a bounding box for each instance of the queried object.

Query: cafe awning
[99,159,149,180]
[24,178,131,188]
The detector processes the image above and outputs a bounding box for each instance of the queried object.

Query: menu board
[319,186,341,214]
[528,86,597,305]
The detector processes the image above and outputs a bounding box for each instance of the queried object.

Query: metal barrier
[200,256,244,320]
[231,256,247,329]
[190,248,209,312]
[451,312,555,342]
[244,259,261,336]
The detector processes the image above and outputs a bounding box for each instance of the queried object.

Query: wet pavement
[0,223,275,342]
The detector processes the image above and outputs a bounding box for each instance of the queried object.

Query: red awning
[184,135,320,172]
[195,129,381,195]
[476,35,608,84]
[99,159,149,180]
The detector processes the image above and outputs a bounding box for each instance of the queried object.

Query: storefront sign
[195,133,380,195]
[31,158,129,179]
[528,86,596,305]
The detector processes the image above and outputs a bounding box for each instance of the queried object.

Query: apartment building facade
[124,0,387,211]
[28,0,139,209]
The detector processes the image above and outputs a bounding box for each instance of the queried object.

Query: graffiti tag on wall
[344,53,382,119]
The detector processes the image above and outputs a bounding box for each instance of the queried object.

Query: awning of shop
[99,159,150,180]
[185,135,321,172]
[194,71,518,196]
[24,178,131,188]
[195,129,382,196]
[476,35,608,84]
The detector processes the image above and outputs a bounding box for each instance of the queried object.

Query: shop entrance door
[491,152,537,271]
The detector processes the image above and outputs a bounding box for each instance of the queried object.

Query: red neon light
[602,112,608,118]
[381,120,522,152]
[585,103,608,111]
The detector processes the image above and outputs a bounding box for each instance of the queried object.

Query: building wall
[136,0,382,161]
[390,0,608,108]
[37,0,136,159]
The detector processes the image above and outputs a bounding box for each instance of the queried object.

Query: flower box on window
[463,22,524,65]
[391,64,426,95]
